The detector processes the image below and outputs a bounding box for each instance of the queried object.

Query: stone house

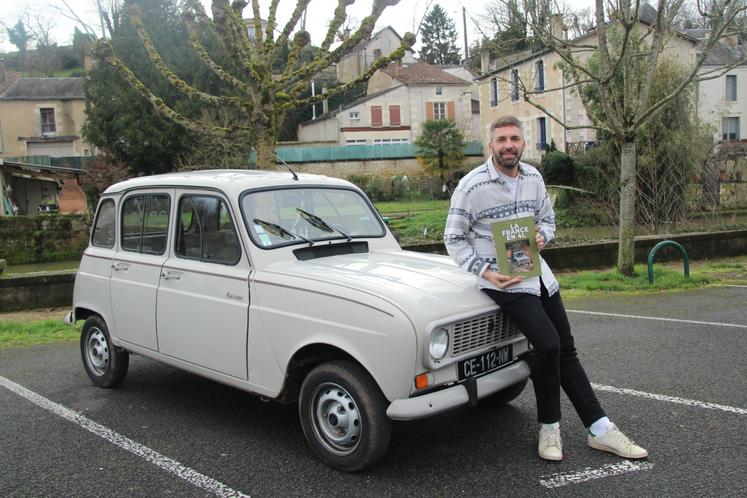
[690,31,747,143]
[0,77,93,159]
[476,12,699,163]
[336,26,416,83]
[298,60,479,146]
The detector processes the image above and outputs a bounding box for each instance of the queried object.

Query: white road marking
[592,383,747,415]
[0,375,250,498]
[567,309,747,329]
[540,460,654,489]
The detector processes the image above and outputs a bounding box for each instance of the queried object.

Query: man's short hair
[490,115,523,138]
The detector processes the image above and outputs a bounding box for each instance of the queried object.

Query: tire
[299,360,391,472]
[80,315,129,388]
[479,378,528,407]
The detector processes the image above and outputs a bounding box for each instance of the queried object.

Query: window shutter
[389,105,401,126]
[371,106,383,127]
[426,102,433,120]
[447,101,455,121]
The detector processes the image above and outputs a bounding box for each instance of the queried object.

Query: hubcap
[310,382,362,456]
[85,328,110,376]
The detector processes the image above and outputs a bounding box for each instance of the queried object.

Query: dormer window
[40,108,56,135]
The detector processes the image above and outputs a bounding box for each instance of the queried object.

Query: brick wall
[58,177,89,214]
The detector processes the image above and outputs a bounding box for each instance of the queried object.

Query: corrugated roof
[0,77,86,100]
[383,61,470,85]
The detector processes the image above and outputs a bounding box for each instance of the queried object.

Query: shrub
[541,151,575,186]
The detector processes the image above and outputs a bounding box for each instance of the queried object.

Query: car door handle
[161,270,182,281]
[112,263,129,271]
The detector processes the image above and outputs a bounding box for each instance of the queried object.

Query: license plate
[457,344,513,381]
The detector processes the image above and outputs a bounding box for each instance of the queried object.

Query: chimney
[550,14,564,40]
[480,49,490,75]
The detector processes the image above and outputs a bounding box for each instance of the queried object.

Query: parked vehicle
[67,170,530,471]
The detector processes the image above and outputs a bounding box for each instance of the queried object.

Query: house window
[40,108,56,135]
[433,102,446,120]
[436,86,443,95]
[373,138,409,145]
[490,77,498,107]
[511,69,520,101]
[535,60,545,92]
[726,75,737,101]
[389,105,401,126]
[722,117,740,141]
[373,48,382,59]
[536,117,547,150]
[346,139,367,146]
[349,111,360,121]
[371,106,383,127]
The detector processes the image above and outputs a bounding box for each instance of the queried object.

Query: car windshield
[241,187,385,248]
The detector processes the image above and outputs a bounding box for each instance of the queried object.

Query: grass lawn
[0,318,80,350]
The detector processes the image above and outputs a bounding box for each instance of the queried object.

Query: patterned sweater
[444,158,559,296]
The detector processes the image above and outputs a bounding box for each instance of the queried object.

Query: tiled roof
[383,61,470,85]
[0,77,86,100]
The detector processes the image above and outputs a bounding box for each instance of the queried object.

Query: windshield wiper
[295,208,351,242]
[253,218,313,245]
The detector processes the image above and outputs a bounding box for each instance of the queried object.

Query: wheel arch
[276,343,368,404]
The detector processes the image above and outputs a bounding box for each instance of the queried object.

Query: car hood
[260,249,496,324]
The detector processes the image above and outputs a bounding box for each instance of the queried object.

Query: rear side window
[91,199,115,248]
[121,194,170,255]
[175,195,241,265]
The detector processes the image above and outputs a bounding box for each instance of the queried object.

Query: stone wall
[0,214,89,264]
[720,183,747,209]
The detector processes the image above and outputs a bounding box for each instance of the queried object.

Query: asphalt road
[1,286,745,497]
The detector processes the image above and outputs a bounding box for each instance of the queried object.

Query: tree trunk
[617,141,637,276]
[255,125,276,170]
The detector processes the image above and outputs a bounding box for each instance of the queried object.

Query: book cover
[491,215,541,278]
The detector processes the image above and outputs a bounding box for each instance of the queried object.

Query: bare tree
[519,0,746,275]
[93,0,415,169]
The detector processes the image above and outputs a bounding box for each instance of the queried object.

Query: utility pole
[462,7,469,66]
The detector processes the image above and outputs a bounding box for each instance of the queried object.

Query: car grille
[451,311,523,357]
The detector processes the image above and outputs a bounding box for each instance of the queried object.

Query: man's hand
[535,226,545,251]
[483,270,523,289]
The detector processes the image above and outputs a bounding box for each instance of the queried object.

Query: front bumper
[386,360,531,420]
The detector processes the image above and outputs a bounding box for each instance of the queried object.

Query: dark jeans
[483,282,605,427]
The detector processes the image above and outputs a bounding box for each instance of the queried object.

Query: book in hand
[491,215,541,278]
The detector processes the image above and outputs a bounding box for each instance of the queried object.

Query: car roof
[102,169,355,196]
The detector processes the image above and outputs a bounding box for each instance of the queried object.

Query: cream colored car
[67,170,530,471]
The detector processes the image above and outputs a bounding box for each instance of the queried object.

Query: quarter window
[91,199,115,248]
[176,195,241,265]
[121,194,170,255]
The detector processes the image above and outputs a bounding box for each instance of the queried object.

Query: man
[444,115,648,462]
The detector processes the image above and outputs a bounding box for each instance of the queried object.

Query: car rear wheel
[480,378,528,407]
[81,315,129,388]
[299,360,391,472]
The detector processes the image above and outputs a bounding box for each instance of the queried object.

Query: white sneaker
[588,424,648,459]
[539,425,563,461]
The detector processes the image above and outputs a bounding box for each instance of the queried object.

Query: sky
[0,0,595,55]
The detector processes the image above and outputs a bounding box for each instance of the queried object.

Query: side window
[120,194,170,255]
[176,195,241,265]
[91,199,115,248]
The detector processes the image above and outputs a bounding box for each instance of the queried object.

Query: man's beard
[493,150,522,169]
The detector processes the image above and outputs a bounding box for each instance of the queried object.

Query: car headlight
[429,327,449,360]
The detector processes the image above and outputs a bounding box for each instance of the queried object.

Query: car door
[156,191,250,379]
[109,191,172,351]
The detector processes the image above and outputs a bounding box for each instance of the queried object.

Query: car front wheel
[299,360,391,472]
[80,315,129,388]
